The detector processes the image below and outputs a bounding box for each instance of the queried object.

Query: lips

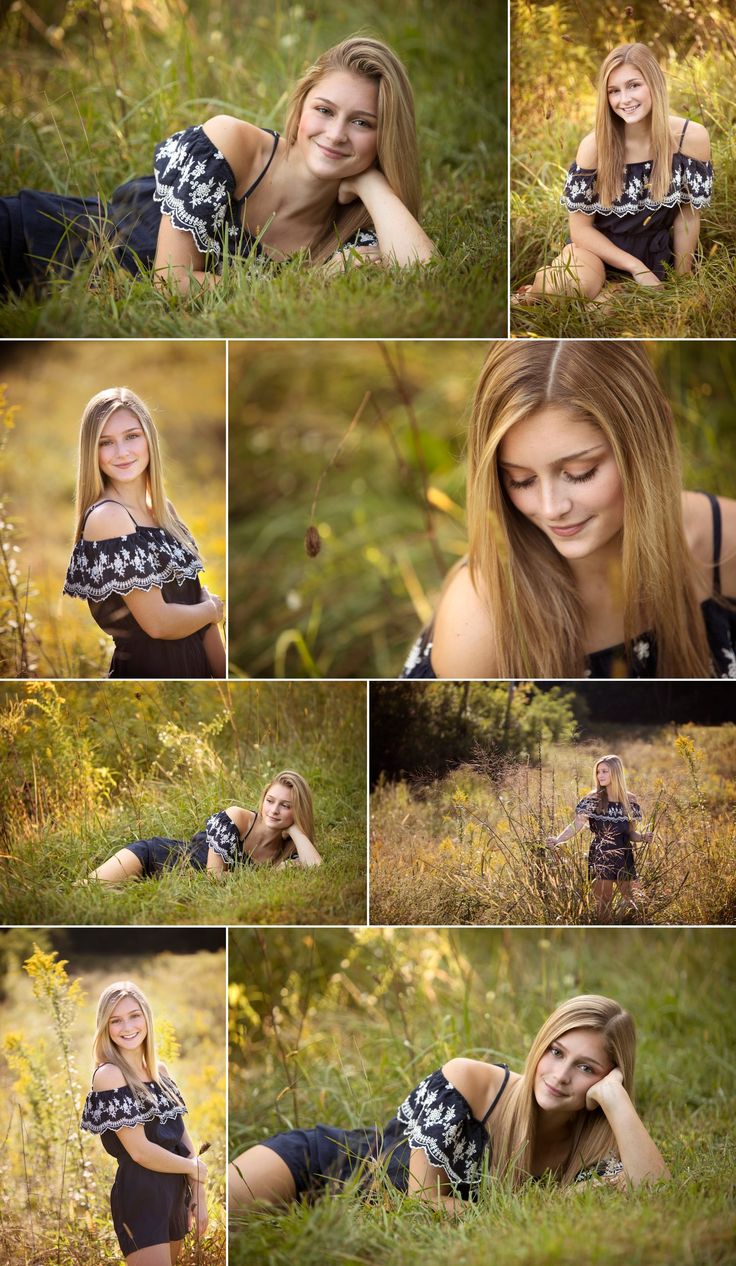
[316,142,351,160]
[547,518,592,538]
[543,1081,567,1099]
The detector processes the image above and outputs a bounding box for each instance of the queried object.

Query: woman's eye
[507,476,535,490]
[566,466,598,485]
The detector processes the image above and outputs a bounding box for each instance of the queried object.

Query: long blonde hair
[93,980,183,1107]
[595,43,673,205]
[258,770,315,846]
[490,994,636,1187]
[73,387,200,560]
[466,341,713,677]
[283,36,420,264]
[592,753,636,817]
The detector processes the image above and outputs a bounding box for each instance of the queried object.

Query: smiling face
[497,407,625,563]
[108,996,148,1054]
[261,782,296,832]
[296,69,379,178]
[596,762,612,789]
[606,61,653,126]
[98,407,150,485]
[534,1026,613,1113]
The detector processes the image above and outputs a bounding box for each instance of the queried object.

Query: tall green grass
[0,0,506,338]
[229,926,736,1266]
[510,1,736,337]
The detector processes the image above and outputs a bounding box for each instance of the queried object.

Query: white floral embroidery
[63,527,202,603]
[81,1078,187,1134]
[396,1072,487,1188]
[633,638,650,662]
[205,810,241,867]
[561,154,713,216]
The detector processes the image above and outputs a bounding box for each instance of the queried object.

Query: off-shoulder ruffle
[153,125,238,258]
[205,809,241,867]
[63,527,202,603]
[561,153,713,217]
[396,1068,487,1188]
[81,1079,187,1134]
[575,795,642,821]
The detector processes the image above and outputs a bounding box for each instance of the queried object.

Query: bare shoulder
[82,502,136,542]
[158,1060,169,1076]
[201,116,273,187]
[223,805,255,836]
[92,1063,128,1091]
[431,565,498,678]
[575,131,598,169]
[683,491,736,595]
[672,117,710,161]
[441,1058,510,1120]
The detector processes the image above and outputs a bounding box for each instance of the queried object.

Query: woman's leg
[90,847,144,883]
[125,1244,175,1266]
[169,1240,185,1265]
[229,1145,297,1210]
[592,878,615,922]
[616,880,642,917]
[527,245,606,301]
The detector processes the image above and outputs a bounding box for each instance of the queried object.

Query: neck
[621,117,653,146]
[535,1107,578,1144]
[565,531,623,597]
[269,144,341,219]
[104,475,150,514]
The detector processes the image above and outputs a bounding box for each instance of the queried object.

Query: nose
[539,478,573,521]
[326,117,348,143]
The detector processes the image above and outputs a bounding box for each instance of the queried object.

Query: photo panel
[0,679,367,927]
[0,925,226,1264]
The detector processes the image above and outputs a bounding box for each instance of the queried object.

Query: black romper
[561,121,713,281]
[63,499,212,679]
[0,125,378,293]
[257,1065,510,1200]
[80,1070,189,1256]
[575,794,642,882]
[124,808,255,877]
[401,493,736,679]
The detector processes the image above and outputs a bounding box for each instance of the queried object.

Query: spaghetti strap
[241,811,257,843]
[677,119,689,151]
[81,499,139,530]
[480,1063,510,1125]
[235,130,280,206]
[705,491,722,594]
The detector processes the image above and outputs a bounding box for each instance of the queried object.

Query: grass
[0,937,226,1265]
[228,926,736,1266]
[0,680,367,926]
[0,0,506,338]
[510,0,736,338]
[369,725,736,926]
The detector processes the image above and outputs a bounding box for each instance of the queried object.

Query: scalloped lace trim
[562,190,712,217]
[63,557,202,603]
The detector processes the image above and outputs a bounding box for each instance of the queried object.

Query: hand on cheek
[585,1066,624,1110]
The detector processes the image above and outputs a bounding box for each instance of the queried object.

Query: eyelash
[549,1045,593,1073]
[100,433,140,446]
[314,106,372,127]
[507,466,599,491]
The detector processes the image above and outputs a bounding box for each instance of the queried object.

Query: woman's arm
[586,1068,671,1186]
[672,121,710,274]
[566,134,660,285]
[207,805,252,875]
[180,1123,209,1236]
[407,1146,463,1213]
[546,812,588,848]
[282,824,322,867]
[92,1066,207,1183]
[202,621,226,676]
[336,169,436,266]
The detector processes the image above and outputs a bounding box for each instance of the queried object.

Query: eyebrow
[313,96,377,118]
[498,444,606,470]
[554,1040,605,1068]
[609,77,641,88]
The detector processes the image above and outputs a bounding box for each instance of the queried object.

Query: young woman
[63,386,226,678]
[89,771,321,883]
[81,981,208,1264]
[1,36,435,296]
[546,756,652,921]
[228,993,670,1210]
[401,340,736,680]
[515,42,712,302]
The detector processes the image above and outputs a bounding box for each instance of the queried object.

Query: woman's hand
[586,1066,625,1111]
[190,1157,209,1183]
[201,586,224,624]
[642,830,654,843]
[189,1189,209,1236]
[545,835,559,848]
[335,168,436,265]
[631,266,663,288]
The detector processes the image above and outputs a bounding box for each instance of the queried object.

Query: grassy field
[0,933,226,1266]
[370,725,736,926]
[0,341,226,679]
[0,0,506,338]
[228,926,736,1266]
[0,680,367,926]
[510,0,736,338]
[227,339,736,679]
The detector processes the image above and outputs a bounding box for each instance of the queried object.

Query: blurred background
[0,340,226,677]
[0,926,226,1266]
[228,339,736,678]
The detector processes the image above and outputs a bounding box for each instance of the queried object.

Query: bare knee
[90,847,143,884]
[228,1146,296,1211]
